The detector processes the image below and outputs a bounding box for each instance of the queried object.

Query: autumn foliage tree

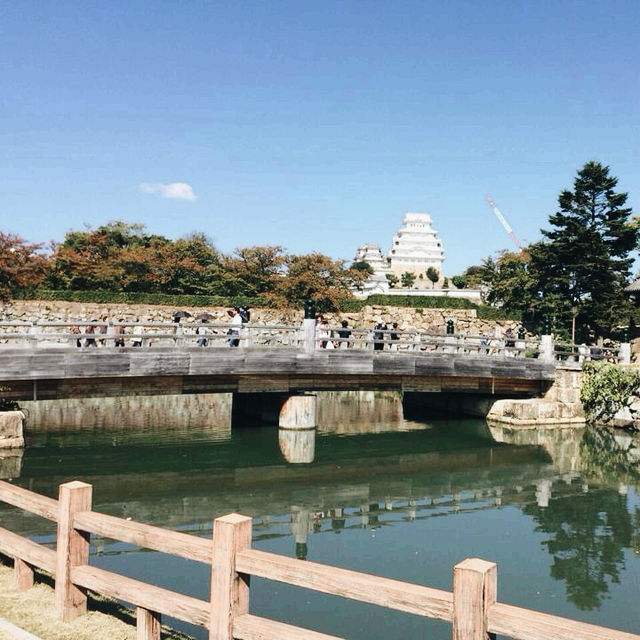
[272,253,367,310]
[0,233,49,301]
[8,220,369,309]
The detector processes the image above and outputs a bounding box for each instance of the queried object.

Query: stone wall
[1,300,521,336]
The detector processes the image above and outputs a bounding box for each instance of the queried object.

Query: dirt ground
[0,561,193,640]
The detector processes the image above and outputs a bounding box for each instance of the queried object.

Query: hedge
[338,295,521,320]
[11,289,521,320]
[12,289,266,308]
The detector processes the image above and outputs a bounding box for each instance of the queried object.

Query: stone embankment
[2,299,520,336]
[486,367,585,427]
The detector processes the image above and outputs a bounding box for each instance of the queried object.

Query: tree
[532,161,637,337]
[451,275,467,289]
[0,233,49,300]
[400,271,416,288]
[483,249,539,314]
[463,264,491,289]
[223,246,286,297]
[272,253,357,310]
[426,267,439,289]
[385,273,399,289]
[351,260,374,275]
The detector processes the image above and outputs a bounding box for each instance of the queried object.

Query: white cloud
[139,182,197,201]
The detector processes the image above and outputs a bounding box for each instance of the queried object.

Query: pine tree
[532,161,637,336]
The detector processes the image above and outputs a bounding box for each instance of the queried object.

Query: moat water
[2,399,640,639]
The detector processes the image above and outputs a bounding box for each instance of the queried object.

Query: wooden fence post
[453,558,497,640]
[137,607,161,640]
[55,481,93,622]
[209,513,252,640]
[14,557,34,591]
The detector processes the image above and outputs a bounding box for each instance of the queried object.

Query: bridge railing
[0,479,638,640]
[0,320,625,363]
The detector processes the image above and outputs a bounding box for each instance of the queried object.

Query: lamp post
[571,304,578,344]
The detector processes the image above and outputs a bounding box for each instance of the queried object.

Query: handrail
[2,319,625,364]
[73,510,211,563]
[236,548,453,621]
[71,564,210,627]
[0,482,58,521]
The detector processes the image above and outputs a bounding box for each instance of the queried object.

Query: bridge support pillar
[278,394,316,464]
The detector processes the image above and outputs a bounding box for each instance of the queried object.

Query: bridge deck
[0,348,555,400]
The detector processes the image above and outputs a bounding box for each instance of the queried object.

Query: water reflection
[523,479,633,610]
[3,404,640,637]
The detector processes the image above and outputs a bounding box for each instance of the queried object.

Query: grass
[0,556,194,640]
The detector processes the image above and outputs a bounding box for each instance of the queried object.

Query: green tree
[451,275,467,289]
[400,271,416,288]
[351,260,374,275]
[483,249,540,315]
[532,161,637,337]
[463,264,491,289]
[426,267,439,288]
[385,273,399,289]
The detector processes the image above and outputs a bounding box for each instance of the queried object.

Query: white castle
[353,212,480,301]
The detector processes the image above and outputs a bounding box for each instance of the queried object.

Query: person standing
[389,322,400,351]
[373,322,386,351]
[227,308,242,347]
[337,320,352,349]
[114,319,126,347]
[85,321,97,348]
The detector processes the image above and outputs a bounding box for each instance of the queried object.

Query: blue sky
[1,0,638,275]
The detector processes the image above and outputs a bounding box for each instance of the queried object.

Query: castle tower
[387,213,444,282]
[353,243,391,295]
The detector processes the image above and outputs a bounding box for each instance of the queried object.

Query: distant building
[352,212,481,302]
[354,243,391,296]
[387,213,444,281]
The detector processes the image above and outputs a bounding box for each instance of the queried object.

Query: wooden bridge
[0,321,560,401]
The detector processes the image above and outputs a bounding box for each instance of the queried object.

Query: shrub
[13,289,266,308]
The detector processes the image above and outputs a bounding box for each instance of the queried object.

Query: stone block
[0,411,25,448]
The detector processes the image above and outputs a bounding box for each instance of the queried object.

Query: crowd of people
[67,306,252,348]
[315,316,401,351]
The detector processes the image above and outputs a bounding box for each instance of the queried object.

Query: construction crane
[484,195,522,250]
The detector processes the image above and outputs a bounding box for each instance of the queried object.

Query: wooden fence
[0,478,638,640]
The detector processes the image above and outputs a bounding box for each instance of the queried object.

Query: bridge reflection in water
[2,399,640,639]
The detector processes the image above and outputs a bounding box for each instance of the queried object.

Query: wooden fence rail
[0,478,638,640]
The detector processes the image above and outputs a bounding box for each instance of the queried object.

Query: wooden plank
[0,480,59,521]
[235,548,453,621]
[210,514,253,640]
[233,613,344,640]
[0,526,56,573]
[137,607,161,640]
[74,510,211,564]
[453,558,497,640]
[487,602,640,640]
[55,481,92,622]
[14,557,34,591]
[72,564,209,627]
